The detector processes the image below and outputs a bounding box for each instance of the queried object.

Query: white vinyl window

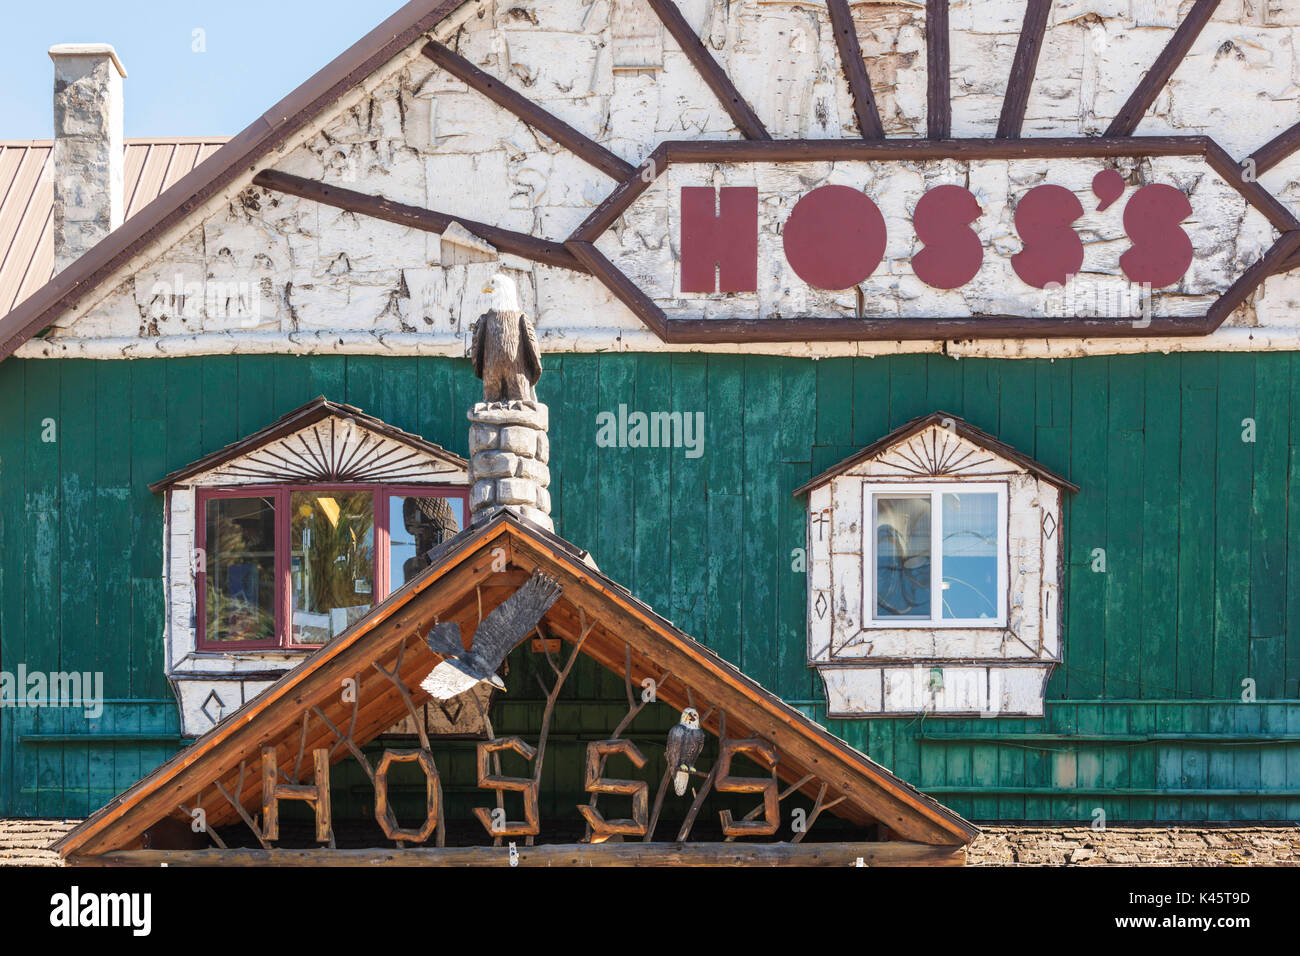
[865,482,1008,628]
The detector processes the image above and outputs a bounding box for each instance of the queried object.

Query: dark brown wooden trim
[1272,250,1300,277]
[563,240,669,338]
[421,42,634,182]
[657,314,1209,344]
[926,0,950,139]
[254,169,588,274]
[0,0,470,362]
[996,0,1051,139]
[1247,121,1300,178]
[1203,141,1300,233]
[827,0,884,139]
[1105,0,1221,137]
[569,144,668,243]
[71,841,966,867]
[659,135,1210,163]
[1207,228,1300,326]
[643,0,770,141]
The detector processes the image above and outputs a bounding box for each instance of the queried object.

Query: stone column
[49,44,127,273]
[467,403,552,532]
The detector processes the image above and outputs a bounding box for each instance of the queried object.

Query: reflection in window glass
[941,493,999,620]
[391,495,464,588]
[875,496,931,618]
[291,491,375,645]
[205,496,277,643]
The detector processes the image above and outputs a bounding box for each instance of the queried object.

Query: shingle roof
[0,138,226,316]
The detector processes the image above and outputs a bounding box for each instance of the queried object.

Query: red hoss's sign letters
[680,169,1194,294]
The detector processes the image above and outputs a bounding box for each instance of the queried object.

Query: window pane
[390,495,464,589]
[204,496,277,643]
[291,491,375,645]
[875,496,931,619]
[941,492,999,620]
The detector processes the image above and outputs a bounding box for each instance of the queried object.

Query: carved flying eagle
[419,570,563,700]
[471,273,543,404]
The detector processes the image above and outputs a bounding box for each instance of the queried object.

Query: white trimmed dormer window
[798,412,1077,718]
[150,398,469,736]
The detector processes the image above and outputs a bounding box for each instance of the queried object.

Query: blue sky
[0,0,408,139]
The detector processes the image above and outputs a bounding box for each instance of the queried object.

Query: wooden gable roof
[55,511,977,860]
[148,396,467,491]
[793,410,1079,497]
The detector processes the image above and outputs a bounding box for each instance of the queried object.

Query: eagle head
[481,272,521,314]
[679,707,700,730]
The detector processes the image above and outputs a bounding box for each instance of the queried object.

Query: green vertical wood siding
[1,351,1298,821]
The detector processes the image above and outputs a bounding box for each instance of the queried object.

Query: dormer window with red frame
[149,398,470,735]
[197,484,467,650]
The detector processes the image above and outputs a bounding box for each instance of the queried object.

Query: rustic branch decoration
[374,749,442,845]
[373,637,435,753]
[531,607,593,793]
[715,738,780,838]
[214,761,270,851]
[582,655,672,841]
[733,772,817,834]
[674,760,719,843]
[473,736,540,842]
[578,740,649,842]
[791,785,848,845]
[312,705,375,783]
[261,746,333,844]
[178,801,227,850]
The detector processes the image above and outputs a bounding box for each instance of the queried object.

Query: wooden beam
[1247,121,1300,178]
[421,42,634,181]
[826,0,884,139]
[1105,0,1221,137]
[996,0,1051,139]
[71,841,966,867]
[642,0,769,140]
[1209,228,1300,322]
[926,0,950,138]
[1203,140,1300,234]
[564,240,670,338]
[253,169,587,273]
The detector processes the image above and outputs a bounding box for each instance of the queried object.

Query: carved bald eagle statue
[665,707,706,797]
[471,273,543,403]
[419,570,562,700]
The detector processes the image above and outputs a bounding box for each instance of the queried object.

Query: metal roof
[0,137,226,316]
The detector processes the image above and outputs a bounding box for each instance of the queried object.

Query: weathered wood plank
[73,840,965,867]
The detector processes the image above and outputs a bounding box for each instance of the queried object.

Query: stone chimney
[49,44,127,272]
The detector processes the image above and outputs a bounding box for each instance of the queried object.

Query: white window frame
[864,481,1008,629]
